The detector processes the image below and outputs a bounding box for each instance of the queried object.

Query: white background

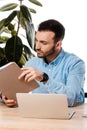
[0,0,87,92]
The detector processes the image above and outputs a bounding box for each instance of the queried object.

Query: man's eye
[42,42,47,45]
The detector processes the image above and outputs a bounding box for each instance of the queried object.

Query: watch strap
[40,73,49,82]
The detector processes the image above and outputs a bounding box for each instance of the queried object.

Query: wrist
[40,73,49,83]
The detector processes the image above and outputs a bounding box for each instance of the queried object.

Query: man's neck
[44,49,62,64]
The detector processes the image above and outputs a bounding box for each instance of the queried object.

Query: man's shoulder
[66,53,85,69]
[62,50,85,67]
[64,51,84,62]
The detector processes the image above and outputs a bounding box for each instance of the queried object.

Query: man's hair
[38,19,65,42]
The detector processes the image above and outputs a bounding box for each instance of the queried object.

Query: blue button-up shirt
[25,49,85,106]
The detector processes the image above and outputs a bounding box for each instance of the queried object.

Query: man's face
[35,31,61,60]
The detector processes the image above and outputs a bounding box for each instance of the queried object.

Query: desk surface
[0,102,87,130]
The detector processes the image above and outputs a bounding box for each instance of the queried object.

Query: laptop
[0,62,39,100]
[16,93,75,119]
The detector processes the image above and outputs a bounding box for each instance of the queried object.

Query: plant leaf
[20,5,32,22]
[4,11,17,26]
[0,47,7,66]
[18,53,27,66]
[25,21,35,49]
[0,3,18,11]
[29,8,36,13]
[0,20,12,35]
[23,44,32,59]
[0,36,9,43]
[28,0,42,7]
[5,36,23,63]
[17,11,26,29]
[19,45,32,66]
[0,47,5,58]
[0,19,6,30]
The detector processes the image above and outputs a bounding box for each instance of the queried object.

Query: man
[2,19,85,107]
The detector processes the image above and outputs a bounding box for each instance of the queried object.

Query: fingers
[18,67,34,82]
[2,96,17,107]
[18,68,30,80]
[18,67,43,82]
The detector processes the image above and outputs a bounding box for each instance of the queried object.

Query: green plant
[0,0,42,67]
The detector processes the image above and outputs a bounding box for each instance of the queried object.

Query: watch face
[40,73,49,82]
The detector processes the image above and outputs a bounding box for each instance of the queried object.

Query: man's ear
[56,41,62,48]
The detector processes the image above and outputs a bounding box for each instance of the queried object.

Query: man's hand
[2,96,17,107]
[18,67,44,82]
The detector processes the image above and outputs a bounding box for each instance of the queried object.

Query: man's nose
[35,42,41,50]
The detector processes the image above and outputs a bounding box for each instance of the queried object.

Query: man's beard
[36,46,56,58]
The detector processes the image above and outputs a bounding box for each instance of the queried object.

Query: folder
[0,62,39,100]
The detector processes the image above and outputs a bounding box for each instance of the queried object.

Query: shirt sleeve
[25,56,85,107]
[44,60,85,106]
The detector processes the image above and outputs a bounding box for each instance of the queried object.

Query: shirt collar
[43,48,65,66]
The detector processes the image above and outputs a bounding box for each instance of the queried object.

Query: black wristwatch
[40,73,49,82]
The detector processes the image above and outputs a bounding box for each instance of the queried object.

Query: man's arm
[43,60,85,106]
[18,58,85,107]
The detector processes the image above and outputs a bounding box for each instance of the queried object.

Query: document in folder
[0,62,39,100]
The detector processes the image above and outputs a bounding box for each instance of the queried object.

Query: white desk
[0,102,87,130]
